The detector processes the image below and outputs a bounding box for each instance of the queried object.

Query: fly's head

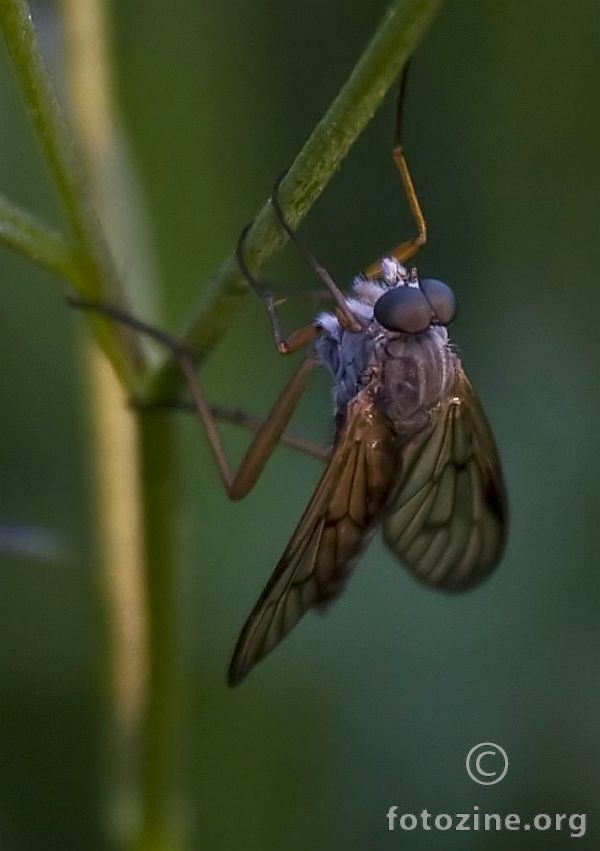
[314,258,457,350]
[366,257,457,336]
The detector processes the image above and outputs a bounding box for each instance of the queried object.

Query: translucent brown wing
[383,368,506,589]
[228,394,399,685]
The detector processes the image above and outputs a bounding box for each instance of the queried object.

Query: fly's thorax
[313,267,459,427]
[375,326,459,435]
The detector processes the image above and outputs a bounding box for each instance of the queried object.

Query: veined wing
[383,368,506,590]
[228,393,399,685]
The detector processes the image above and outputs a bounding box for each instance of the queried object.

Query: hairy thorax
[316,321,459,440]
[374,328,459,436]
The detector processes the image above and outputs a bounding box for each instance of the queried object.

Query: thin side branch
[0,195,83,286]
[0,0,144,388]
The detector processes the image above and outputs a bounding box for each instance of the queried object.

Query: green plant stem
[58,1,173,848]
[145,0,445,402]
[136,411,183,851]
[0,0,143,388]
[1,2,446,850]
[0,194,83,285]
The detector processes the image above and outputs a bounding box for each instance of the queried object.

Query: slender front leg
[364,64,428,277]
[236,224,320,354]
[68,298,318,500]
[269,174,362,333]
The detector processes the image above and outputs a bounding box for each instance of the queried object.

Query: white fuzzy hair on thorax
[315,257,412,338]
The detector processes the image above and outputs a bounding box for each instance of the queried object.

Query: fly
[70,68,507,686]
[226,69,507,683]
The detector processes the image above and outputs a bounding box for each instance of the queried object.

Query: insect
[71,69,506,686]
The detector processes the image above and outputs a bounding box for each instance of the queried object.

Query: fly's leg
[178,350,316,499]
[143,399,331,462]
[210,405,329,460]
[268,173,362,333]
[238,157,365,349]
[68,297,321,500]
[364,64,428,277]
[236,224,320,354]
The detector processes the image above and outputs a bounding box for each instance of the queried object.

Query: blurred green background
[1,0,599,848]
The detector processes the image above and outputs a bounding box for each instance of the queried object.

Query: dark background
[0,1,599,848]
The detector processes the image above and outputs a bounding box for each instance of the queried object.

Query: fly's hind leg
[68,298,322,500]
[145,399,331,462]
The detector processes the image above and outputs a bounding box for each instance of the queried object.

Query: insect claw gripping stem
[236,222,284,350]
[236,220,319,354]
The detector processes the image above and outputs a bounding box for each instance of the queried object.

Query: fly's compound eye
[373,286,432,333]
[420,278,457,325]
[373,279,457,333]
